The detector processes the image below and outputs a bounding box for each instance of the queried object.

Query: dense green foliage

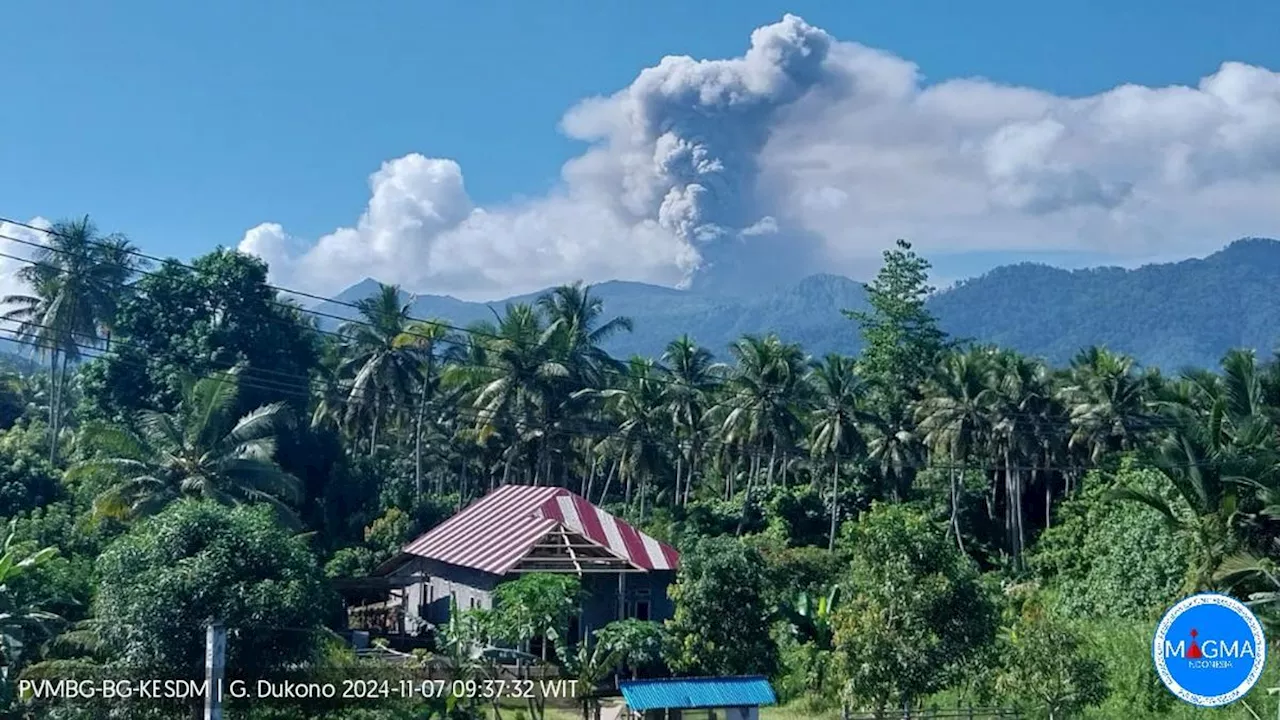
[94,501,336,673]
[1,216,1279,718]
[832,503,996,711]
[665,536,778,677]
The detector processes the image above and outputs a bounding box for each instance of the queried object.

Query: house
[352,484,680,645]
[618,676,778,719]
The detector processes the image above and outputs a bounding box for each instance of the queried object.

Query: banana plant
[0,524,60,676]
[785,585,841,649]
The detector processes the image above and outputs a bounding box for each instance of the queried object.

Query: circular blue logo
[1153,593,1267,706]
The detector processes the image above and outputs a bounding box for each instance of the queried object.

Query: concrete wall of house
[384,559,677,640]
[419,560,501,626]
[386,558,500,634]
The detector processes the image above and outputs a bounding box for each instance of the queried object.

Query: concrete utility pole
[204,623,226,720]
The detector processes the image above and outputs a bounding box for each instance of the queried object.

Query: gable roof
[620,676,777,711]
[400,484,680,576]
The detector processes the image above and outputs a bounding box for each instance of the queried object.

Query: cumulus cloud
[0,217,51,306]
[240,15,1280,299]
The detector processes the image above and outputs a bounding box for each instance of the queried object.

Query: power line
[0,217,1224,480]
[0,230,1188,437]
[0,316,1242,477]
[0,216,1185,423]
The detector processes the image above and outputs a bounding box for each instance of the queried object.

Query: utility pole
[204,623,226,720]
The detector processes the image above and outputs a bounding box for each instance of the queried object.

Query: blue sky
[4,1,1280,297]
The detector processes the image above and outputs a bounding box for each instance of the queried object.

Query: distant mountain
[930,238,1280,370]
[317,238,1280,370]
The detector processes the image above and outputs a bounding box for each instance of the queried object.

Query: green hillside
[321,238,1280,369]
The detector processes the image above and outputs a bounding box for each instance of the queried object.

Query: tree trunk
[674,454,683,508]
[599,460,617,505]
[736,451,761,536]
[685,442,699,505]
[766,439,777,489]
[413,392,426,496]
[369,393,380,457]
[501,448,514,487]
[624,462,633,508]
[828,457,840,551]
[585,453,599,501]
[46,349,60,464]
[949,456,967,558]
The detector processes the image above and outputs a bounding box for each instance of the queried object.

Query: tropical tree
[2,216,142,462]
[1111,351,1280,589]
[662,335,718,505]
[807,354,870,550]
[395,318,462,495]
[715,334,809,533]
[595,358,672,515]
[74,368,301,524]
[0,525,60,671]
[1058,347,1157,469]
[916,349,994,554]
[832,504,996,716]
[467,304,568,485]
[337,283,424,455]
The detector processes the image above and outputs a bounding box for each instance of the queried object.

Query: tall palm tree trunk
[674,454,683,508]
[369,394,381,457]
[737,451,762,536]
[766,440,777,489]
[414,395,426,496]
[46,349,60,463]
[584,453,599,501]
[49,351,70,464]
[599,459,617,505]
[684,444,698,505]
[948,451,967,557]
[828,457,840,551]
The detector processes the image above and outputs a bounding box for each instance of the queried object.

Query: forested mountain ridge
[931,237,1280,370]
[319,238,1280,370]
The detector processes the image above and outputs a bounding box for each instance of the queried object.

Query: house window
[469,597,478,610]
[633,600,651,621]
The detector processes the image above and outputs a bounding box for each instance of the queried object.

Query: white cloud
[0,217,51,306]
[240,16,1280,299]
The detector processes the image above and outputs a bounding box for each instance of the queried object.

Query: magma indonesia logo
[1154,593,1267,707]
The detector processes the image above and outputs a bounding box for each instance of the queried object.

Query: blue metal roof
[619,676,777,711]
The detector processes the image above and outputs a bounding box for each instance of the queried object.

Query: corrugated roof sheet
[400,484,680,575]
[619,677,777,711]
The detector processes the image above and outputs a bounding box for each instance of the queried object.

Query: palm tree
[2,216,142,462]
[1058,347,1157,471]
[989,350,1053,568]
[808,354,870,550]
[0,525,61,671]
[337,283,424,455]
[662,336,718,505]
[467,304,568,485]
[716,334,809,533]
[594,357,671,516]
[1113,351,1280,589]
[73,368,302,525]
[537,282,632,388]
[537,283,632,487]
[916,350,994,555]
[396,318,462,495]
[865,402,922,503]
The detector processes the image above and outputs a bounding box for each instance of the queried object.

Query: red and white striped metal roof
[401,485,680,576]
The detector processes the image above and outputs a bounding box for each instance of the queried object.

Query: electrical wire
[0,217,1185,429]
